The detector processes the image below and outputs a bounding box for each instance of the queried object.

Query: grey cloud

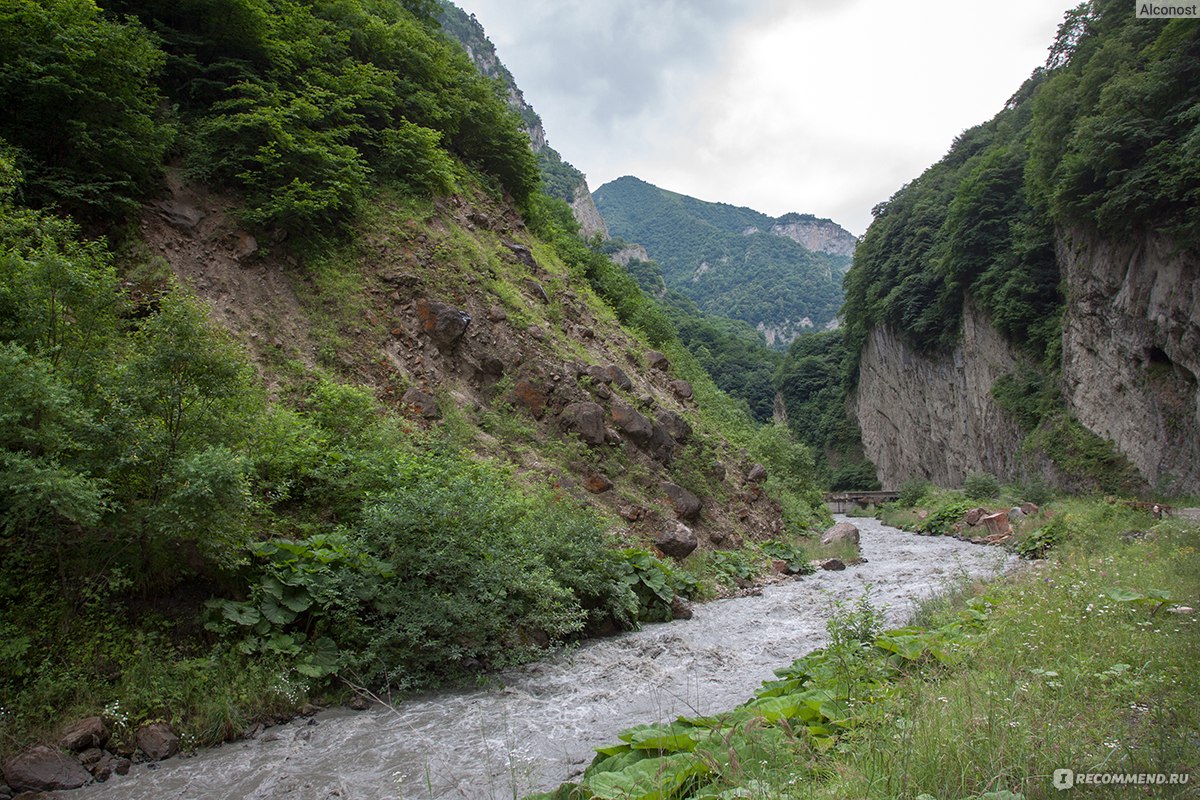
[467,0,774,132]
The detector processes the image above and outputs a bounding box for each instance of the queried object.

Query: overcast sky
[456,0,1079,236]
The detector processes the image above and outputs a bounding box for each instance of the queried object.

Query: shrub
[897,478,931,508]
[917,500,975,536]
[962,471,1001,500]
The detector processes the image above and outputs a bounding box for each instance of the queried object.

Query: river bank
[540,497,1200,800]
[48,516,1008,799]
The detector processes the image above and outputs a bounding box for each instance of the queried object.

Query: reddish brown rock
[819,558,847,571]
[58,717,108,752]
[415,298,471,350]
[583,473,613,493]
[2,745,92,792]
[980,511,1011,537]
[746,463,768,484]
[401,388,440,419]
[619,505,645,522]
[964,507,989,526]
[1020,502,1039,516]
[512,378,548,418]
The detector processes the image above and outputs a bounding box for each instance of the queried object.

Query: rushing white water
[73,516,1011,800]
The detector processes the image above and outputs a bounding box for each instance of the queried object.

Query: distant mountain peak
[593,176,853,348]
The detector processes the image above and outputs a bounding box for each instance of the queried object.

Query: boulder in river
[135,723,179,761]
[2,745,92,792]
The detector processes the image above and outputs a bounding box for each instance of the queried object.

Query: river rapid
[74,516,1011,800]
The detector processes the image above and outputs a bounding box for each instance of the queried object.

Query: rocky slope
[144,172,790,555]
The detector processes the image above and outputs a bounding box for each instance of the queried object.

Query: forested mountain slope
[595,176,855,348]
[842,0,1199,493]
[0,0,827,767]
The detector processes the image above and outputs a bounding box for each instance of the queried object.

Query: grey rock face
[1059,228,1199,493]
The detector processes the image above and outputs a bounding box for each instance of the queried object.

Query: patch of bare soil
[137,168,318,391]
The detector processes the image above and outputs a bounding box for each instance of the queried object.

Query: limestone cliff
[1059,228,1200,493]
[770,215,857,258]
[854,228,1199,494]
[854,304,1028,490]
[571,181,609,240]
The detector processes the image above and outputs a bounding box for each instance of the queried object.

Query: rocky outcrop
[570,181,609,240]
[610,243,650,266]
[415,299,471,351]
[854,304,1027,489]
[661,482,701,521]
[1059,228,1200,493]
[559,402,606,445]
[769,215,857,257]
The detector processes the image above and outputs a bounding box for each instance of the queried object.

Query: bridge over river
[824,490,899,513]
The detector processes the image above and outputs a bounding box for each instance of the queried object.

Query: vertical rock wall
[1059,228,1200,493]
[853,305,1027,489]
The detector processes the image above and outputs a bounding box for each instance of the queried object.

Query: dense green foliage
[843,0,1199,365]
[841,83,1060,362]
[594,176,851,346]
[0,0,540,233]
[0,163,713,746]
[801,1,1199,493]
[773,331,879,489]
[0,0,172,218]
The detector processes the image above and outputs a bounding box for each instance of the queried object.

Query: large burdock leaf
[586,753,708,800]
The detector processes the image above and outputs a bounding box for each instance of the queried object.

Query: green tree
[0,0,170,218]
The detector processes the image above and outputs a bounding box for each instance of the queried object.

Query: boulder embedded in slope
[655,521,698,559]
[821,522,860,546]
[415,298,471,350]
[558,402,606,445]
[662,481,702,520]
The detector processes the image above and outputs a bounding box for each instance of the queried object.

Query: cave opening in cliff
[1146,346,1171,366]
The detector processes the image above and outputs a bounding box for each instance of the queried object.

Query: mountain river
[74,516,1012,799]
